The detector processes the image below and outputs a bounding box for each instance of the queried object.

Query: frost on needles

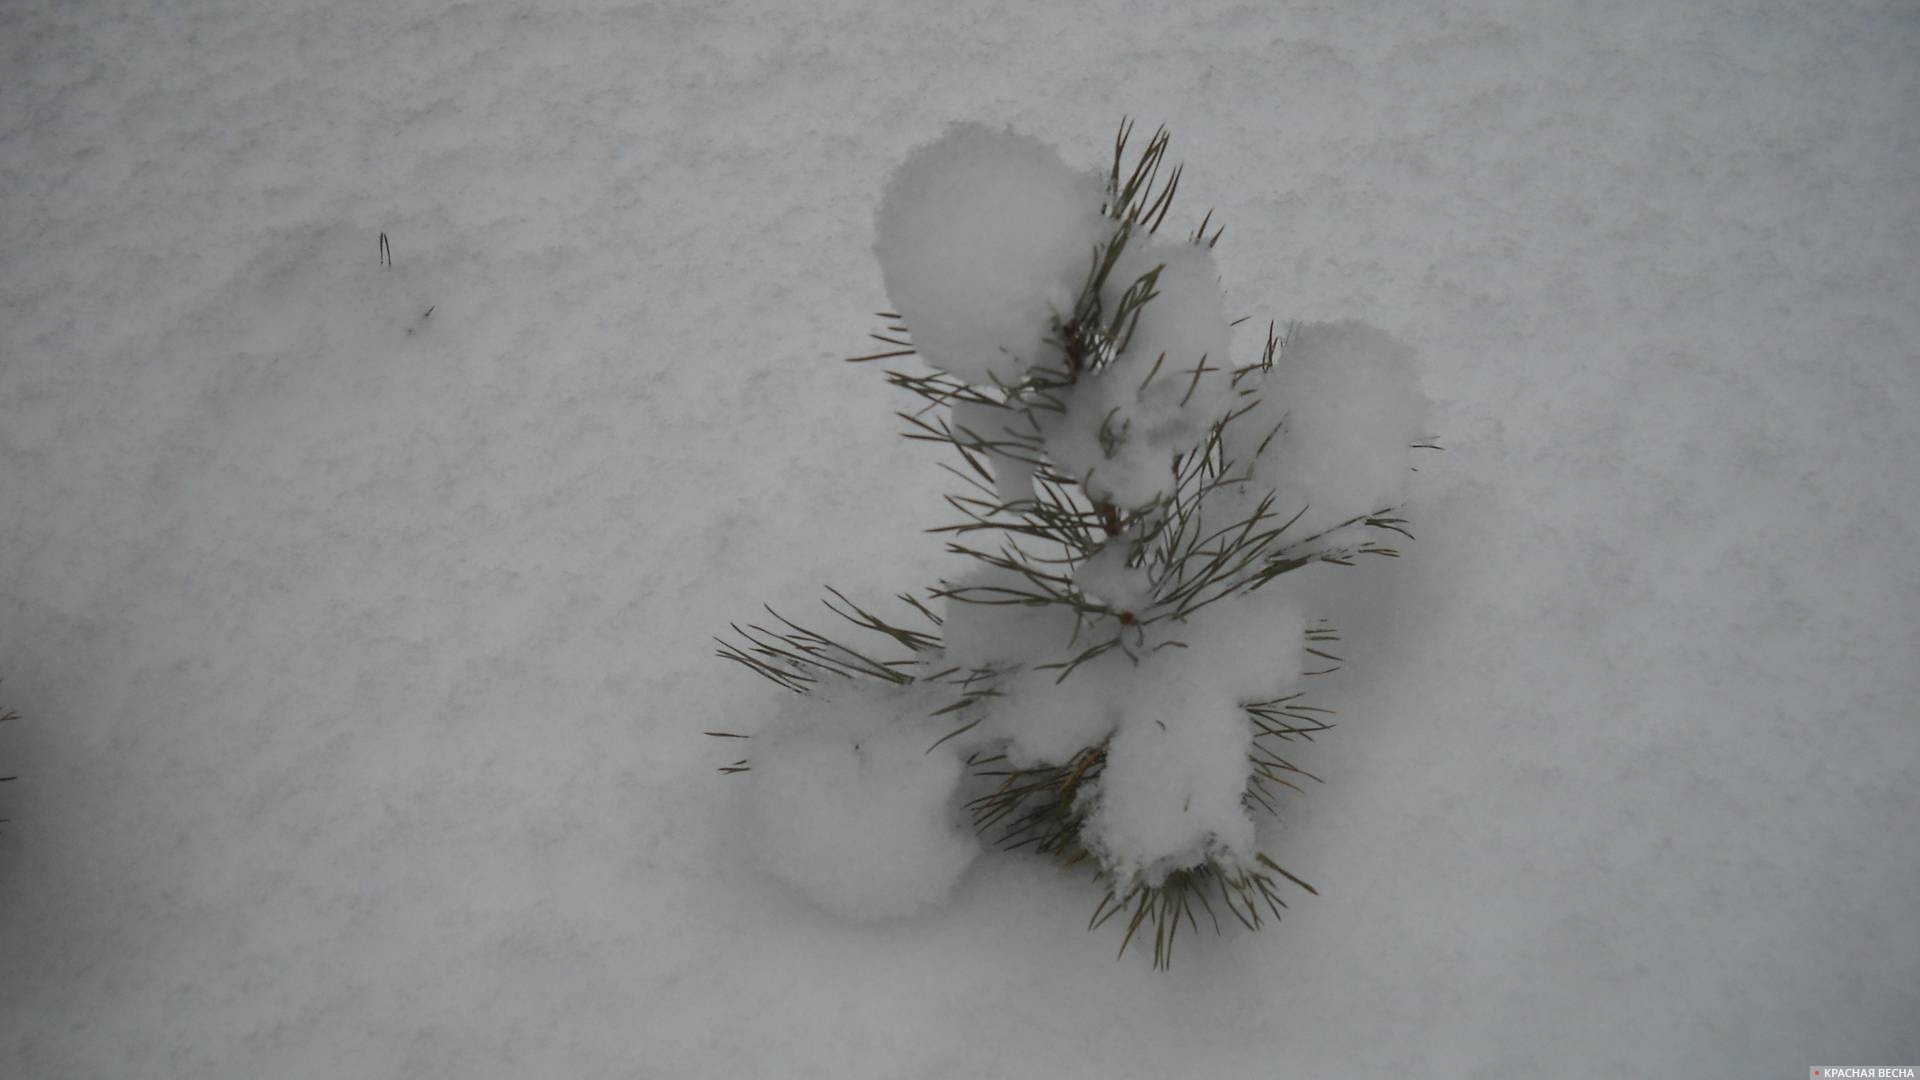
[712,121,1430,968]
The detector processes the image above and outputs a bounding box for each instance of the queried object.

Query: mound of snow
[874,123,1111,386]
[746,689,979,920]
[1227,320,1428,543]
[1076,596,1308,884]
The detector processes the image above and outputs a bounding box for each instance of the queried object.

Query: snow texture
[948,399,1038,504]
[1072,541,1153,614]
[1080,685,1259,884]
[2,1,1917,1077]
[1226,320,1430,543]
[986,668,1123,770]
[746,688,977,920]
[874,123,1110,386]
[937,566,1081,675]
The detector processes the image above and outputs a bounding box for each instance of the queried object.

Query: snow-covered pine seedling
[712,120,1429,968]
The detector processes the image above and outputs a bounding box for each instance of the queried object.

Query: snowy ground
[3,1,1917,1076]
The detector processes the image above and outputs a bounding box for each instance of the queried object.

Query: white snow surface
[3,1,1918,1077]
[745,687,977,920]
